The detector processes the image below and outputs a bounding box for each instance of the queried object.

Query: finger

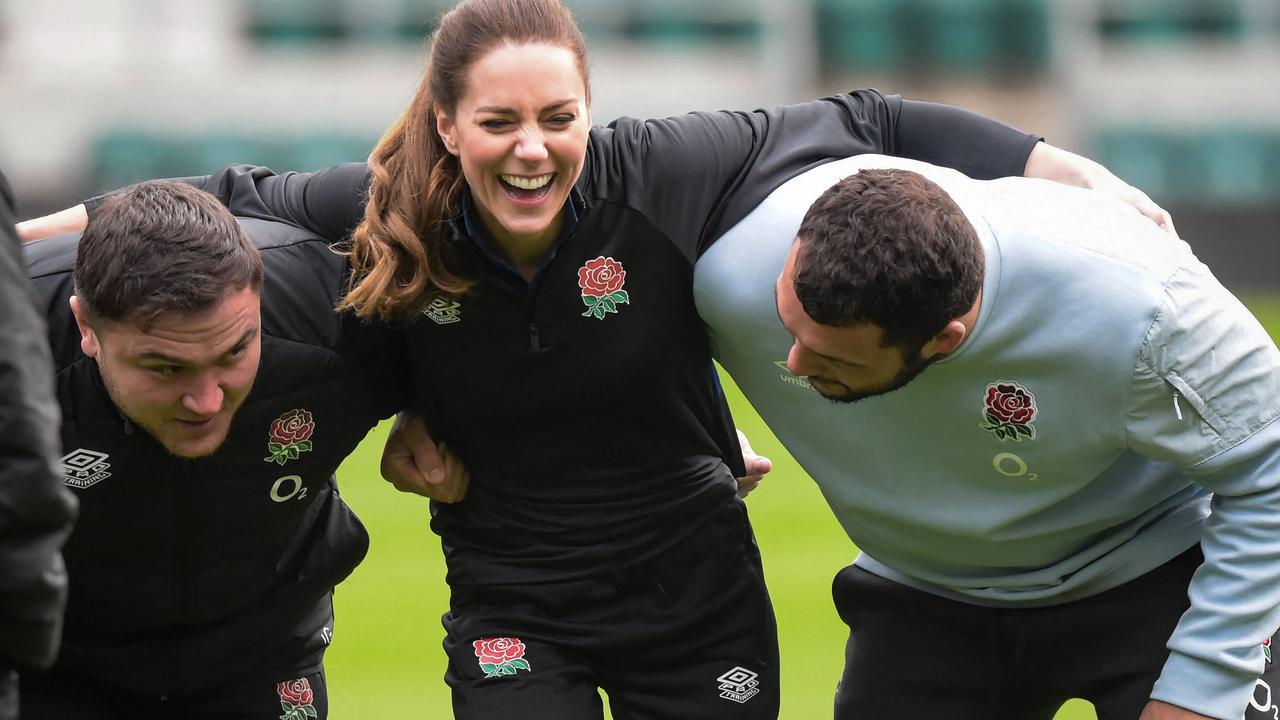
[737,477,761,498]
[402,416,446,484]
[415,445,447,485]
[381,455,433,496]
[436,443,471,503]
[749,455,772,476]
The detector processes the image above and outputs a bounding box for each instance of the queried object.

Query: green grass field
[325,296,1280,719]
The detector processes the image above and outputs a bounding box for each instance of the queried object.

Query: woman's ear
[436,111,459,156]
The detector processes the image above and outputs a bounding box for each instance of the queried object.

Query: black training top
[24,219,403,696]
[99,90,1038,588]
[0,171,76,687]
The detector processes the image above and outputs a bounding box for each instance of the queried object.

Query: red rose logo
[271,409,315,445]
[265,409,317,465]
[473,636,532,678]
[980,381,1038,441]
[577,257,631,320]
[985,384,1036,425]
[577,256,626,298]
[277,678,314,706]
[473,636,526,665]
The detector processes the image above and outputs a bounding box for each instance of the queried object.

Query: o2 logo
[992,452,1039,482]
[270,475,309,503]
[1251,678,1279,720]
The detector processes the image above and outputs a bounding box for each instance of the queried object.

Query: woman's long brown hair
[340,0,590,322]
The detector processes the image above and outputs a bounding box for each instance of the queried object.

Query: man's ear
[923,320,968,358]
[69,296,101,359]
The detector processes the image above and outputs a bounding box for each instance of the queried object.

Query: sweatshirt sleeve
[0,171,77,674]
[586,89,1039,261]
[1125,260,1280,719]
[86,163,374,245]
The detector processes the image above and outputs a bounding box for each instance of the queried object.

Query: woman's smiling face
[436,42,590,251]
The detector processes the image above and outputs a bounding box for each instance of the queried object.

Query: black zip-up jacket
[0,171,76,719]
[22,218,403,696]
[93,90,1038,588]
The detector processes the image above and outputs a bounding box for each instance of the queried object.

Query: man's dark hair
[793,169,984,353]
[75,181,263,328]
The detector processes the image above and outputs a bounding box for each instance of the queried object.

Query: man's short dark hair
[793,169,984,353]
[75,181,263,328]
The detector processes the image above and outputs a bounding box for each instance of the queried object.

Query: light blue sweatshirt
[694,155,1280,719]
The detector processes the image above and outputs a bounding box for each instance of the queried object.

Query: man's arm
[380,412,469,503]
[1126,260,1280,719]
[0,171,77,717]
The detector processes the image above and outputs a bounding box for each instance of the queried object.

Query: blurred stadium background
[2,0,1276,717]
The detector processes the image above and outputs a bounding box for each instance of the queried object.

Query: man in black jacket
[0,172,76,720]
[21,181,403,719]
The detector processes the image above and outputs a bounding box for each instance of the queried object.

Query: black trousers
[21,666,327,720]
[442,498,780,720]
[833,547,1279,719]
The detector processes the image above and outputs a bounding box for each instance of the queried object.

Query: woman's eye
[481,119,512,130]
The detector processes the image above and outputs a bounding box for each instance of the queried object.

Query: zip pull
[528,322,541,351]
[1172,390,1183,421]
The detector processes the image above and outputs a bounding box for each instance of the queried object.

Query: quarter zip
[528,321,542,351]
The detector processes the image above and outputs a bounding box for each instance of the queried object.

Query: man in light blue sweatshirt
[694,155,1280,720]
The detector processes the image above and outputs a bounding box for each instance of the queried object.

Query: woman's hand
[1024,142,1178,238]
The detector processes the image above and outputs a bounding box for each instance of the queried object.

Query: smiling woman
[431,42,589,274]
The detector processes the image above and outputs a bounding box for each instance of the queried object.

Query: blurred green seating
[1096,126,1280,205]
[245,0,347,45]
[1198,129,1276,203]
[816,0,1050,75]
[91,131,378,189]
[619,0,762,46]
[1095,0,1245,44]
[929,0,998,73]
[1097,127,1183,201]
[817,0,903,72]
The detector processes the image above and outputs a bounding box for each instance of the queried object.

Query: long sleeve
[1125,259,1280,718]
[584,89,1039,259]
[0,171,77,689]
[85,163,373,245]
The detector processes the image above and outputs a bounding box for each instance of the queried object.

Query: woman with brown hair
[24,0,1171,716]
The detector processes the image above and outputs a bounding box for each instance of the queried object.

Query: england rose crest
[474,636,531,678]
[577,256,630,320]
[277,677,318,720]
[980,382,1037,441]
[265,409,315,465]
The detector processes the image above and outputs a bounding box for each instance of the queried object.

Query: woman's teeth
[501,174,553,190]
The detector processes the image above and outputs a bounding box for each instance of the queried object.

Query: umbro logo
[717,666,760,704]
[774,361,813,390]
[61,448,112,489]
[424,297,462,325]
